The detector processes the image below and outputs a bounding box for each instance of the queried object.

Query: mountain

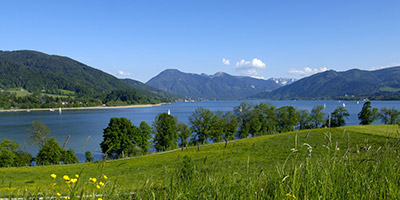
[252,67,400,99]
[269,78,296,86]
[0,50,171,105]
[146,69,285,99]
[122,78,184,99]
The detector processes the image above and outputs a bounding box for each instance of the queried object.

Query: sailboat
[59,107,62,114]
[342,103,346,107]
[167,109,171,115]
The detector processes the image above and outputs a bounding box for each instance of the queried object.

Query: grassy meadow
[0,125,399,199]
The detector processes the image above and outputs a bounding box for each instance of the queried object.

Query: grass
[0,125,399,199]
[5,88,32,97]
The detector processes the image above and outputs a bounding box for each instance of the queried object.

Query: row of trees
[101,101,400,159]
[358,101,400,125]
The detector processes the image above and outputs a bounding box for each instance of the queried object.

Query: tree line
[100,101,400,159]
[1,101,399,166]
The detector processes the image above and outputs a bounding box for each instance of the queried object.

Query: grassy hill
[0,125,399,199]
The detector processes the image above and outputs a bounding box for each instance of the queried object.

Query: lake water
[0,100,399,161]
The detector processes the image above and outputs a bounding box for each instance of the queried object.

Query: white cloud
[236,58,266,69]
[368,63,400,71]
[222,58,230,65]
[118,70,134,77]
[288,67,328,76]
[235,58,266,76]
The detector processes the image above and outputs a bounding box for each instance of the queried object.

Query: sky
[1,1,400,82]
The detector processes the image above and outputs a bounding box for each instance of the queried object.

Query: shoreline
[0,103,168,112]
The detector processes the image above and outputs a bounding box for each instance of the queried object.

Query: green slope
[0,50,172,107]
[252,67,400,99]
[0,125,398,198]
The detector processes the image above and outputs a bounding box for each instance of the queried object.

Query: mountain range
[252,67,400,99]
[146,69,295,99]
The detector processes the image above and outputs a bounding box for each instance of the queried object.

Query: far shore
[0,103,169,112]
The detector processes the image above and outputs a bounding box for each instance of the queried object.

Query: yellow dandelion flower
[70,178,78,183]
[64,197,70,200]
[75,174,79,178]
[293,195,297,199]
[103,175,108,179]
[56,193,61,197]
[50,174,57,179]
[90,177,97,183]
[98,198,103,200]
[63,175,70,181]
[96,184,101,189]
[286,193,292,197]
[99,181,105,187]
[49,183,56,186]
[66,180,71,184]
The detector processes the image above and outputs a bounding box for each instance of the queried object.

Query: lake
[0,100,399,161]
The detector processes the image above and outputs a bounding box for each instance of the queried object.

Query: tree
[276,106,298,132]
[178,123,191,148]
[61,148,79,164]
[234,102,255,138]
[100,117,137,158]
[138,121,152,154]
[358,102,378,125]
[189,108,216,144]
[220,111,238,143]
[85,151,93,162]
[27,120,50,147]
[297,109,311,130]
[254,103,278,135]
[310,105,325,128]
[331,106,350,127]
[0,139,32,167]
[36,137,64,165]
[379,107,390,124]
[153,113,178,151]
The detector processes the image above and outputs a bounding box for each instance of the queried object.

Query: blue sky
[1,1,400,82]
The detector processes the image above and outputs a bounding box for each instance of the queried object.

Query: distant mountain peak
[146,69,286,99]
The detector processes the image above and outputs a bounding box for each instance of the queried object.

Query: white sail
[59,107,62,114]
[168,109,170,115]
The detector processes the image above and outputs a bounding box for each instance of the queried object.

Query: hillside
[122,78,184,100]
[252,66,400,99]
[0,125,398,199]
[146,69,291,99]
[0,50,172,107]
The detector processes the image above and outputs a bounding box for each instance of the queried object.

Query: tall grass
[1,125,400,199]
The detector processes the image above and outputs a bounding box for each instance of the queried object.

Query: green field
[0,125,399,199]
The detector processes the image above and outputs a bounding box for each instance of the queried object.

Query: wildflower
[63,175,70,181]
[90,177,97,183]
[103,175,108,179]
[70,178,78,183]
[75,174,79,178]
[49,183,56,186]
[51,174,57,179]
[293,195,297,199]
[64,197,70,200]
[286,193,292,197]
[99,181,105,187]
[56,193,61,197]
[98,198,103,200]
[66,180,71,184]
[96,184,101,189]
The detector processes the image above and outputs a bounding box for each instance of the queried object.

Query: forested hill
[0,50,172,108]
[146,69,291,99]
[122,78,184,100]
[251,66,400,99]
